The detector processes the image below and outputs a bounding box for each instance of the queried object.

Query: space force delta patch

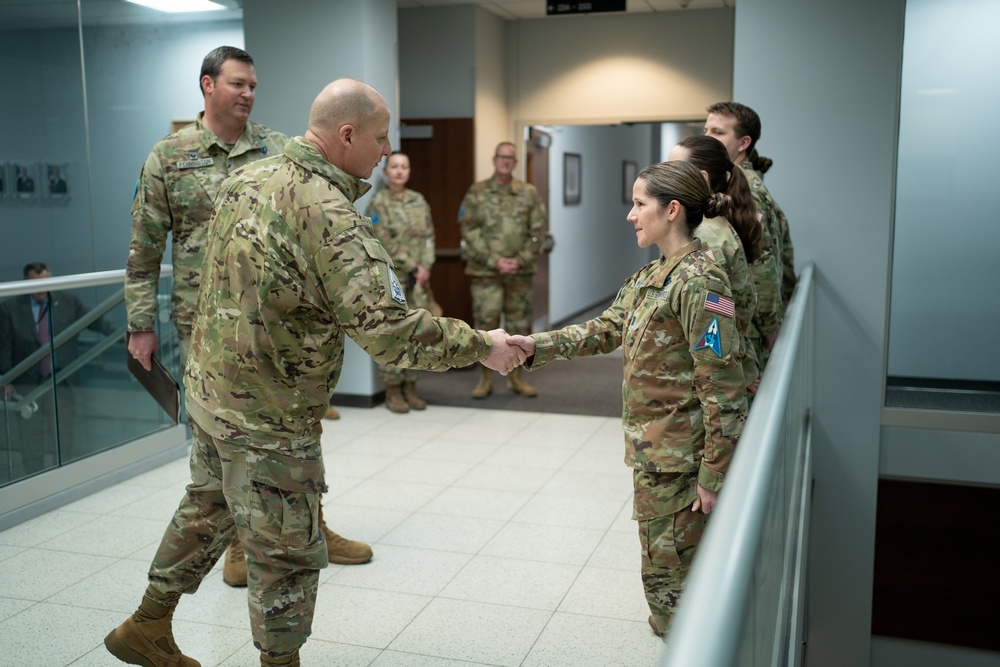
[693,317,723,357]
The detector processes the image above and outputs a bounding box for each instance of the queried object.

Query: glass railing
[658,263,814,667]
[0,268,182,488]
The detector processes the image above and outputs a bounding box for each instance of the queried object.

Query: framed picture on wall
[564,152,581,206]
[622,160,637,204]
[0,161,7,200]
[11,161,38,200]
[44,162,70,199]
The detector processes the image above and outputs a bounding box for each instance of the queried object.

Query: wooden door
[401,118,475,324]
[526,128,552,330]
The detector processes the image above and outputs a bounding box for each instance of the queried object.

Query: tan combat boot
[105,585,201,667]
[222,537,248,587]
[318,506,373,564]
[470,366,493,399]
[401,381,427,410]
[324,406,340,419]
[507,367,538,397]
[261,650,300,667]
[384,383,409,413]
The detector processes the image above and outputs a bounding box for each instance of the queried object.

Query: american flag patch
[704,248,717,262]
[704,292,734,317]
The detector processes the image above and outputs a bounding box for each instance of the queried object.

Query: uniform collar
[487,176,524,194]
[283,136,372,203]
[648,238,702,286]
[194,112,265,158]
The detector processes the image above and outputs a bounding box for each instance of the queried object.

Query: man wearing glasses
[459,142,547,399]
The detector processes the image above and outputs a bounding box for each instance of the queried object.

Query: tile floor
[0,405,667,667]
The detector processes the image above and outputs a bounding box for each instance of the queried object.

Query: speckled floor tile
[328,544,470,596]
[557,566,650,621]
[379,512,504,554]
[481,522,604,566]
[387,597,550,667]
[0,548,116,600]
[438,554,581,610]
[521,612,664,667]
[309,584,432,648]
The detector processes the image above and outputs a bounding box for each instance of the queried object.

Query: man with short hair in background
[459,141,546,399]
[124,46,369,591]
[704,101,796,367]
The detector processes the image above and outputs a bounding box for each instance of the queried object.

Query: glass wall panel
[887,0,1000,412]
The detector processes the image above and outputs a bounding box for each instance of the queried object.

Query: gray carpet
[416,349,624,418]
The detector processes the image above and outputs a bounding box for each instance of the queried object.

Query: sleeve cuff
[698,464,725,492]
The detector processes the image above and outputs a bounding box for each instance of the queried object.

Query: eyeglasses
[494,154,516,161]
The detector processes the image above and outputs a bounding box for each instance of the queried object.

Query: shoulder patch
[693,317,723,357]
[388,267,407,305]
[704,292,735,318]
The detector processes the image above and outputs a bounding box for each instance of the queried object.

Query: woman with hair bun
[512,161,748,637]
[669,134,763,397]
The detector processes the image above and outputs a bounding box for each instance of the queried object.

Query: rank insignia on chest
[387,267,407,305]
[693,317,723,357]
[704,292,734,318]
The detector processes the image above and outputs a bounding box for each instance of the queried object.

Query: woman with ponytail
[511,161,748,637]
[669,134,763,396]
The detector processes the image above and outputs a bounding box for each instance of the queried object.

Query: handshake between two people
[482,329,536,375]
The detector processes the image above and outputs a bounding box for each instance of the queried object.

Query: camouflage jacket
[458,177,546,276]
[740,164,783,338]
[125,114,288,333]
[695,216,760,387]
[367,187,435,277]
[184,137,492,446]
[528,239,747,496]
[775,202,797,310]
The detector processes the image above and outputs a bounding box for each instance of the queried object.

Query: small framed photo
[0,162,7,200]
[563,152,581,206]
[44,162,70,199]
[622,160,637,204]
[11,161,39,200]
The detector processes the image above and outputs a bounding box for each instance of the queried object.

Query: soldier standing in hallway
[704,103,796,363]
[368,151,436,413]
[123,46,369,591]
[106,78,527,667]
[459,141,546,399]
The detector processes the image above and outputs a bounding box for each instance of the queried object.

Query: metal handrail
[658,262,814,666]
[0,265,171,299]
[0,265,172,417]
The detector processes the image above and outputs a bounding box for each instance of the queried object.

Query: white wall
[733,1,905,665]
[510,9,733,125]
[545,123,659,323]
[474,8,510,180]
[398,6,475,119]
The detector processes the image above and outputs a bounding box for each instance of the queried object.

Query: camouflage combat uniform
[527,239,747,633]
[775,203,797,310]
[739,164,783,372]
[458,176,545,334]
[694,216,760,393]
[368,186,435,385]
[150,137,492,660]
[741,162,796,316]
[125,113,287,346]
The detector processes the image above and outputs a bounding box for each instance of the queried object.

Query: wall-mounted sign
[546,0,627,16]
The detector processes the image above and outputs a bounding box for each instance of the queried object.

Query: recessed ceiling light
[124,0,227,13]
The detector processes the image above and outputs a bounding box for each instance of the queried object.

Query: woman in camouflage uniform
[516,161,748,636]
[367,151,436,412]
[669,135,763,399]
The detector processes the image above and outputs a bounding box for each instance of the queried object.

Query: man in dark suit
[0,262,113,478]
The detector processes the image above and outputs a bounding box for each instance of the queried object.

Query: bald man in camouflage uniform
[459,141,546,399]
[105,79,526,667]
[123,46,369,593]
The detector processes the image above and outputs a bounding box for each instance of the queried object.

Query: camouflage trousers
[379,282,431,385]
[148,418,329,658]
[469,274,533,335]
[632,469,707,635]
